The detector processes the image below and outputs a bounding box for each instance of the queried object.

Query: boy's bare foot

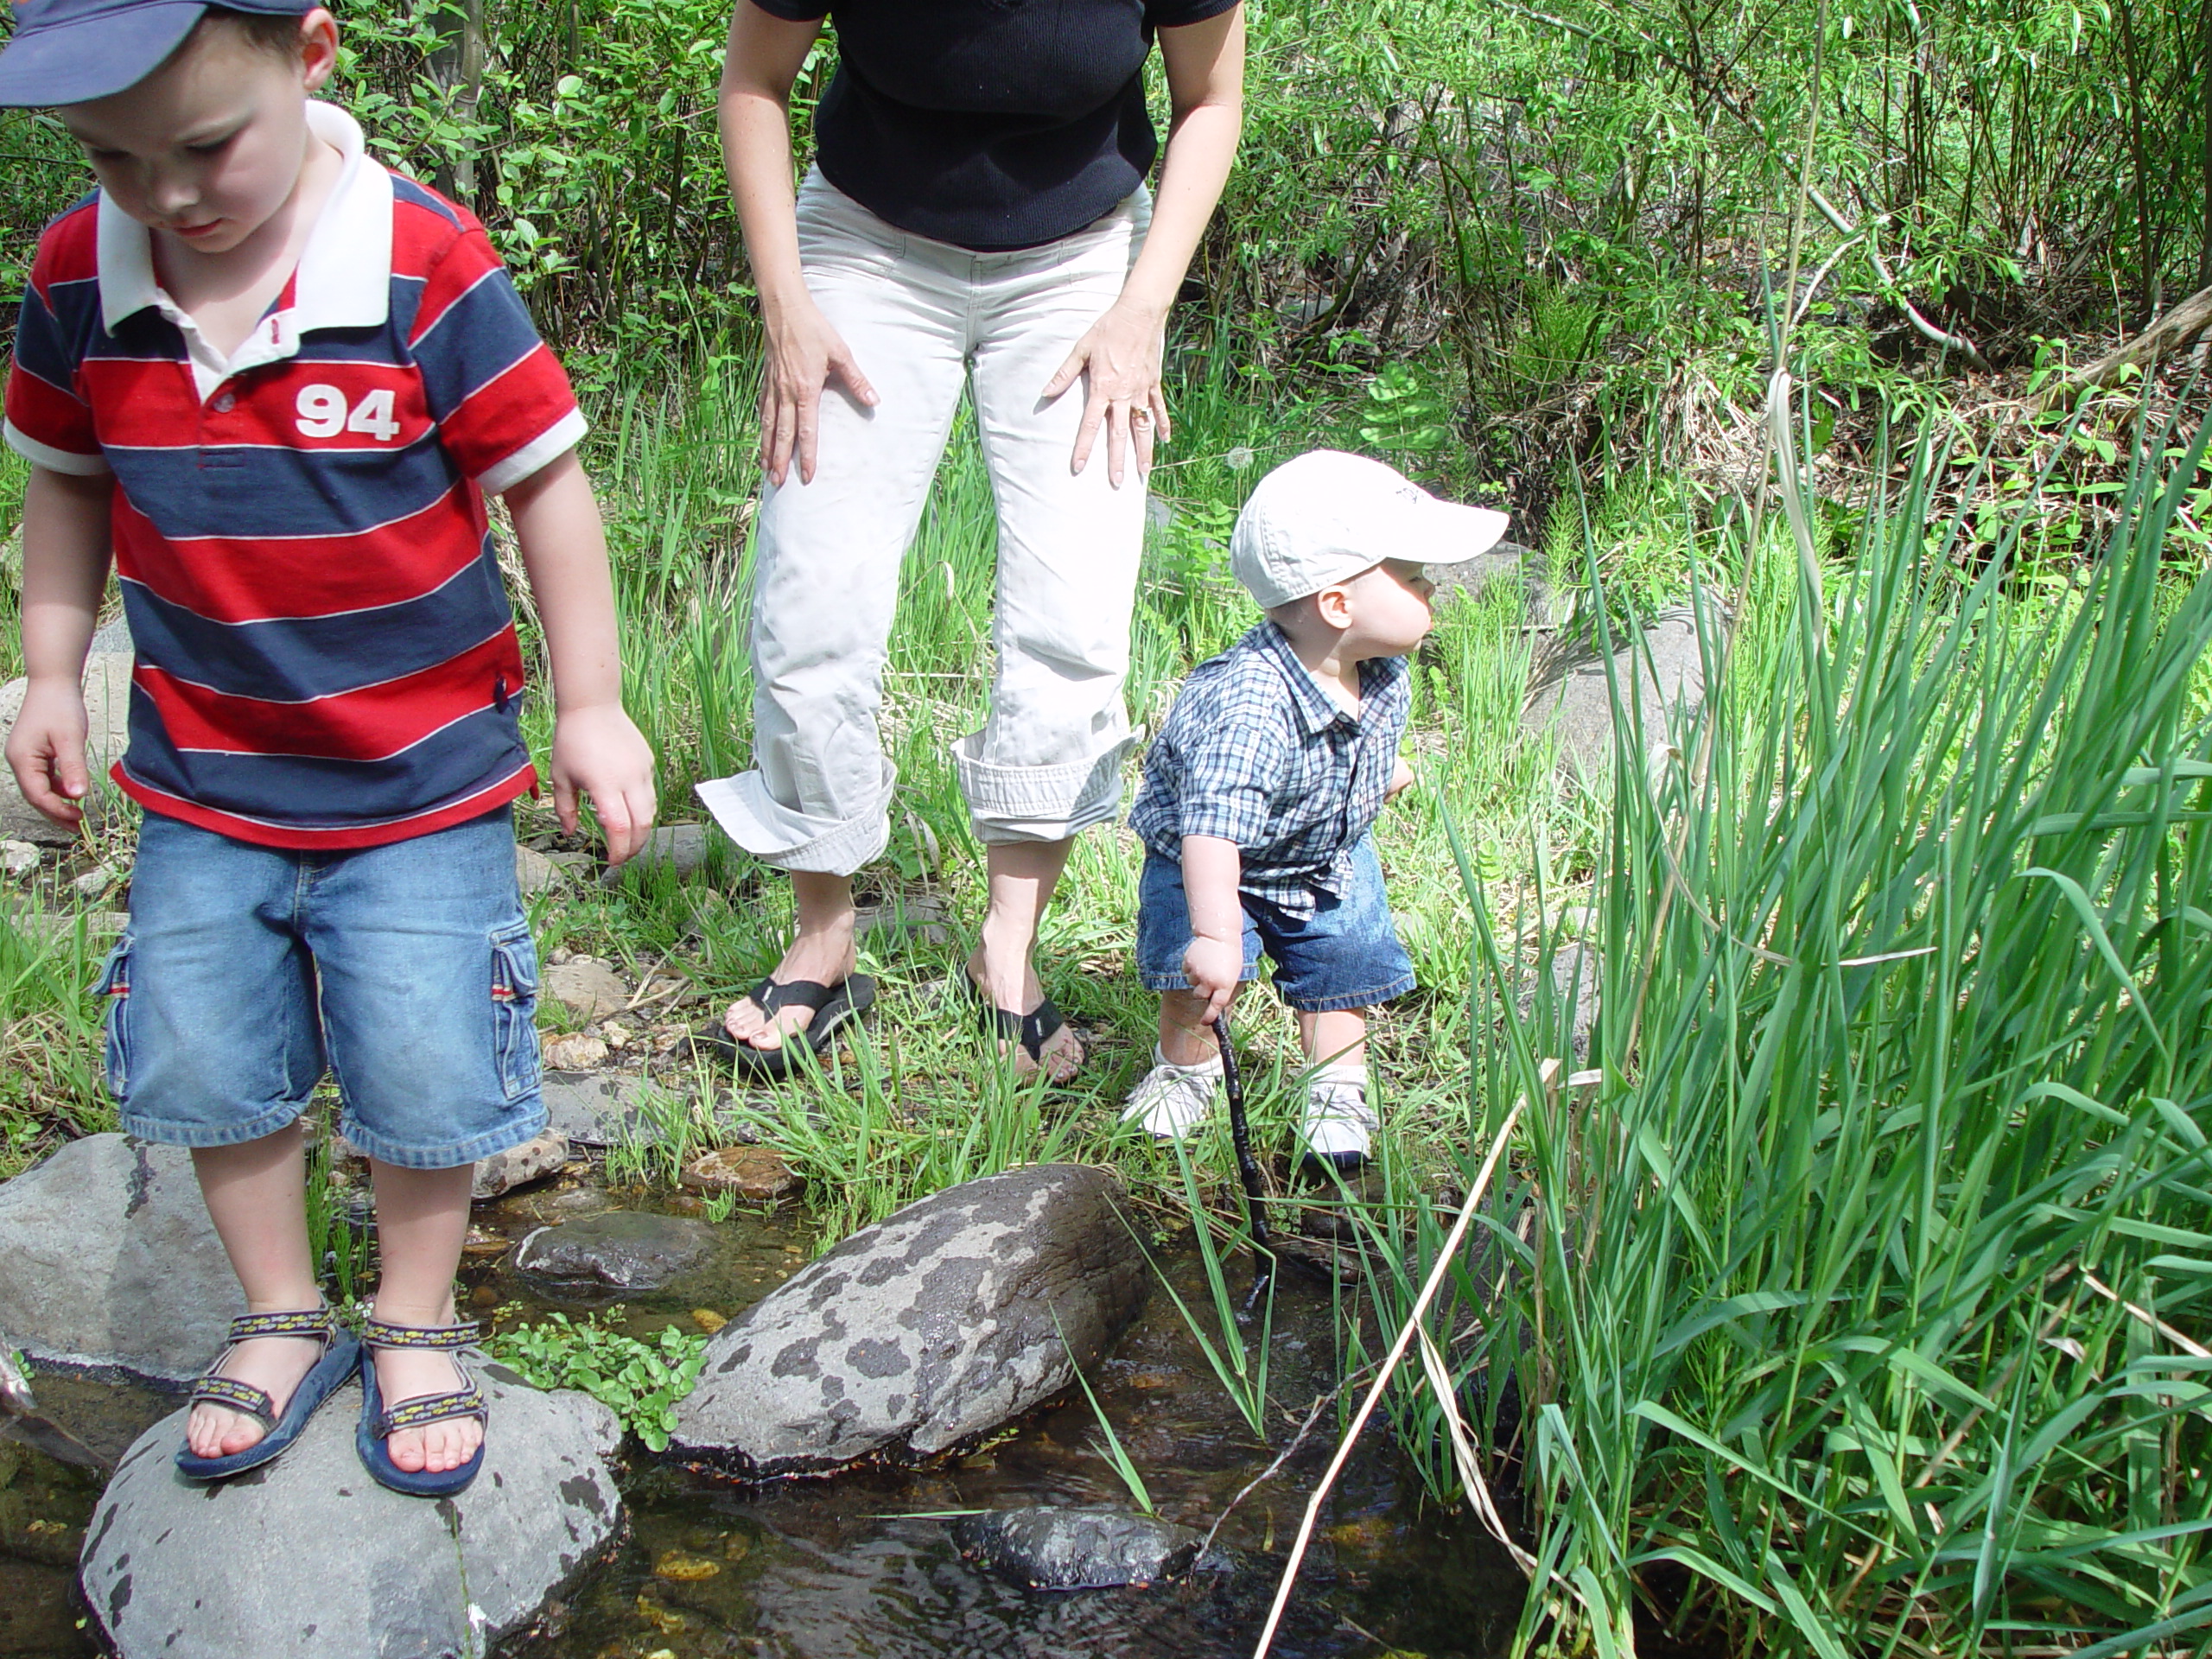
[372,1344,485,1475]
[966,946,1084,1084]
[724,907,858,1051]
[183,1328,325,1459]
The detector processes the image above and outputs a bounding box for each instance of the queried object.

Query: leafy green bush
[487,1310,706,1452]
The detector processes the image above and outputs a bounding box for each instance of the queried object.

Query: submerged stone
[952,1506,1211,1590]
[669,1163,1148,1476]
[79,1370,622,1659]
[514,1210,718,1292]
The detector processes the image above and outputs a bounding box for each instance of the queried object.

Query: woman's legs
[702,181,968,1049]
[959,196,1154,1071]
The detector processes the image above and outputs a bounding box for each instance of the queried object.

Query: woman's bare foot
[723,871,858,1051]
[183,1326,325,1459]
[967,945,1084,1084]
[372,1342,485,1475]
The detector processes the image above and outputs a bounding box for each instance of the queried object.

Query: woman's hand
[1042,296,1169,488]
[760,296,878,488]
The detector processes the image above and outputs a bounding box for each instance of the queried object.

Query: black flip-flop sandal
[690,974,877,1078]
[957,973,1074,1075]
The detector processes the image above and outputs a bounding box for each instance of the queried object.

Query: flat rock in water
[952,1507,1209,1590]
[514,1210,718,1291]
[0,653,132,845]
[79,1370,622,1659]
[471,1128,570,1200]
[681,1146,797,1200]
[541,1071,652,1146]
[0,1135,240,1381]
[670,1163,1148,1476]
[1523,604,1717,782]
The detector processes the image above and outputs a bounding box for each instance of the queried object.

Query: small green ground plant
[487,1309,706,1452]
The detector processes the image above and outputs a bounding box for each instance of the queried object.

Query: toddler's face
[60,12,334,261]
[1344,558,1436,655]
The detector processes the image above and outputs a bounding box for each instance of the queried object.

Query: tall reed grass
[1366,401,2212,1654]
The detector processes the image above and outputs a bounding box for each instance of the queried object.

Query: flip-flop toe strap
[751,976,837,1017]
[190,1374,276,1425]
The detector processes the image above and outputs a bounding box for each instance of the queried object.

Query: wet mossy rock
[0,1135,242,1382]
[79,1369,623,1659]
[953,1506,1213,1590]
[669,1164,1148,1477]
[514,1210,719,1292]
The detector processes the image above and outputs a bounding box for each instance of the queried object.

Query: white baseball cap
[1229,449,1511,609]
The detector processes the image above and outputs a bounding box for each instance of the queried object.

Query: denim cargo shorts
[99,807,548,1169]
[1134,835,1418,1014]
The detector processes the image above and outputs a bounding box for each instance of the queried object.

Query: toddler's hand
[1386,756,1415,802]
[1182,933,1243,1022]
[550,704,658,866]
[4,678,91,828]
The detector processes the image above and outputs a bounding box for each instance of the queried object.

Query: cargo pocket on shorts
[489,920,543,1103]
[94,933,134,1103]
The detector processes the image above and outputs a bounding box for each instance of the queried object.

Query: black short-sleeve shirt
[750,0,1240,251]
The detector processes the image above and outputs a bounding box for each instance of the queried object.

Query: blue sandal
[174,1307,361,1482]
[355,1315,489,1497]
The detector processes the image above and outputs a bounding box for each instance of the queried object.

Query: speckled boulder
[79,1367,622,1659]
[669,1164,1147,1476]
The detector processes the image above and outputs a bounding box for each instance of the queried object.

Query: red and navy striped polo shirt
[2,103,584,850]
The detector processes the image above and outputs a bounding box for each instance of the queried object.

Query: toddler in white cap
[1123,449,1509,1170]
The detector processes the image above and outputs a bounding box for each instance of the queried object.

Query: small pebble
[70,863,118,898]
[548,946,574,966]
[691,1308,727,1333]
[601,1020,632,1050]
[652,1549,721,1582]
[0,841,37,878]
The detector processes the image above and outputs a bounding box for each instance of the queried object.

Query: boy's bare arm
[502,451,657,864]
[1180,832,1245,1020]
[1388,754,1414,799]
[4,466,114,826]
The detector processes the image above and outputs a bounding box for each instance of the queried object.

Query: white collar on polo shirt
[96,101,394,399]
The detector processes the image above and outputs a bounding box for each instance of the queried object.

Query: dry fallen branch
[2043,283,2212,405]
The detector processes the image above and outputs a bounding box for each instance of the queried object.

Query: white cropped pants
[696,169,1152,874]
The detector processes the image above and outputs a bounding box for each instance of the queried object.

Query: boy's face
[58,10,336,260]
[1338,558,1436,656]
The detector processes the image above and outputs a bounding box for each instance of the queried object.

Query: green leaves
[488,1311,707,1452]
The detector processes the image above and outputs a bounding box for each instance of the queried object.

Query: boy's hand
[550,704,658,866]
[1386,756,1415,802]
[1182,932,1243,1022]
[5,679,92,828]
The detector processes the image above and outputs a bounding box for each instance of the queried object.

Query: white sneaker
[1300,1074,1376,1166]
[1120,1047,1224,1141]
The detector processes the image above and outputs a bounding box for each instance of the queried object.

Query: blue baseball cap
[0,0,312,107]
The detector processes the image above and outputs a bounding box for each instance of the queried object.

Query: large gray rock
[951,1507,1211,1590]
[1516,944,1602,1064]
[79,1370,622,1659]
[0,1135,240,1382]
[670,1163,1148,1477]
[1523,604,1718,782]
[0,652,134,845]
[514,1211,717,1292]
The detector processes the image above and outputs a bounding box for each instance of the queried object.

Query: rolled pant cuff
[957,733,1131,844]
[694,768,893,876]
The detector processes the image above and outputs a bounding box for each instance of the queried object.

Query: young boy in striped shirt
[1,0,656,1495]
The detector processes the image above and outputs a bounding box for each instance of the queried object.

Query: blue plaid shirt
[1130,622,1411,916]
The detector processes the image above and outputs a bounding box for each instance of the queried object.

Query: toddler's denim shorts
[99,807,548,1169]
[1135,836,1417,1014]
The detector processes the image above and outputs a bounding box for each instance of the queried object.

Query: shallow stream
[3,1172,1522,1659]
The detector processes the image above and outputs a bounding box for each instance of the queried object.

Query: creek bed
[3,1170,1522,1658]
